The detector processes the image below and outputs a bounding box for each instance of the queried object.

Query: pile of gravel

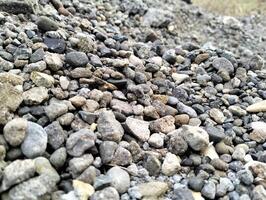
[0,0,266,199]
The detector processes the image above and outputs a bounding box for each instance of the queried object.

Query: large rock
[180,125,209,151]
[45,121,66,150]
[22,86,49,105]
[247,100,266,113]
[45,102,68,121]
[162,152,181,176]
[66,129,96,157]
[21,122,48,158]
[124,117,150,142]
[65,51,89,67]
[249,121,266,143]
[6,157,60,200]
[107,166,130,194]
[97,111,124,142]
[0,0,39,14]
[4,118,27,147]
[0,159,35,192]
[0,72,24,86]
[0,83,23,112]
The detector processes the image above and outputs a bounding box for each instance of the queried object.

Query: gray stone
[77,166,97,185]
[0,159,35,192]
[45,102,68,121]
[176,101,197,117]
[30,71,55,88]
[216,177,234,197]
[180,125,209,151]
[201,181,216,199]
[0,0,39,14]
[144,154,161,176]
[22,86,48,105]
[99,141,118,164]
[37,16,59,32]
[50,147,67,169]
[66,129,96,157]
[173,187,194,200]
[125,117,150,142]
[107,166,130,194]
[65,51,89,67]
[45,121,65,150]
[168,133,188,155]
[110,99,133,116]
[212,57,234,74]
[68,154,94,177]
[21,122,48,158]
[91,187,119,200]
[111,146,132,166]
[4,118,27,147]
[237,169,254,185]
[188,177,204,192]
[7,157,60,200]
[97,111,124,142]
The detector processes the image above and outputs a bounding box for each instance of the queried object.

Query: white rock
[247,100,266,113]
[172,73,189,84]
[162,153,181,176]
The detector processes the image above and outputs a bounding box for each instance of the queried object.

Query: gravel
[0,0,266,199]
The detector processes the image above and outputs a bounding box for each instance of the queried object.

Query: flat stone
[66,129,96,157]
[22,86,49,105]
[172,73,189,84]
[131,181,168,199]
[0,72,24,86]
[209,108,225,124]
[97,111,124,142]
[30,71,55,88]
[176,101,197,117]
[125,117,150,142]
[21,121,48,158]
[44,37,66,54]
[212,57,234,74]
[247,100,266,113]
[66,51,89,67]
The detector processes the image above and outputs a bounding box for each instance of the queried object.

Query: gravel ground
[0,0,266,200]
